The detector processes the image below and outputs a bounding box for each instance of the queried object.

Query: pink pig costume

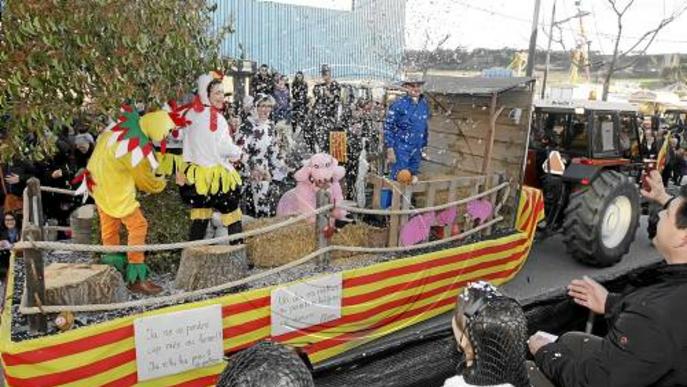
[276,153,347,223]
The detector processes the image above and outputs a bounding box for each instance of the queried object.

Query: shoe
[127,280,163,296]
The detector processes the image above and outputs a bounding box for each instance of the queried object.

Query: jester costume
[75,107,179,295]
[179,73,243,241]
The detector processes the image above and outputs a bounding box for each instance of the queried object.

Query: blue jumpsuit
[384,95,430,179]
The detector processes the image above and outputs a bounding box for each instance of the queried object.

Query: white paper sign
[134,304,224,381]
[271,273,343,336]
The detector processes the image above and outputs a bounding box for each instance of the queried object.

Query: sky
[405,0,687,54]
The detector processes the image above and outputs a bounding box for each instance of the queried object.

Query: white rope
[13,204,334,253]
[18,216,504,314]
[339,182,510,215]
[40,186,77,196]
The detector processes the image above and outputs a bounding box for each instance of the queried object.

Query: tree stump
[70,205,96,244]
[175,245,248,291]
[44,263,127,305]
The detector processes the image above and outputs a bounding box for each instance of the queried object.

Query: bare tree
[601,0,687,100]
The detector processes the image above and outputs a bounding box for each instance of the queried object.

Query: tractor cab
[526,100,645,267]
[529,100,643,163]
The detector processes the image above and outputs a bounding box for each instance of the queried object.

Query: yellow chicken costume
[74,106,179,295]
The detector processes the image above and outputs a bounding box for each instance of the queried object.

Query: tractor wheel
[562,170,640,267]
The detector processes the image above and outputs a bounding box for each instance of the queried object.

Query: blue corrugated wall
[214,0,406,81]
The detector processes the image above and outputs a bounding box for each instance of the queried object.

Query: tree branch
[618,4,687,58]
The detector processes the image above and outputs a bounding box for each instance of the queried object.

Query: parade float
[0,76,543,386]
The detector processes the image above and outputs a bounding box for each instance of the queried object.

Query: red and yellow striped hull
[1,187,543,386]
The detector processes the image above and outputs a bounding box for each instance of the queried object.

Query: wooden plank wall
[421,87,534,227]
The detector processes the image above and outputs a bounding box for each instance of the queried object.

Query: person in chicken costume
[178,73,243,241]
[74,106,181,295]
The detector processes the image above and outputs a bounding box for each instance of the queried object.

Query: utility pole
[541,0,557,98]
[526,0,542,77]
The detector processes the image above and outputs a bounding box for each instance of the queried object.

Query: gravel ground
[9,228,513,341]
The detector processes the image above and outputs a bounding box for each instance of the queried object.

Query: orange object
[98,207,148,264]
[396,169,413,184]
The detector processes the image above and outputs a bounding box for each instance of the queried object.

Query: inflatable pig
[277,153,347,223]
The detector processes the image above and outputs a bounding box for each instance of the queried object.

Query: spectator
[236,94,289,218]
[642,128,658,159]
[291,71,309,133]
[0,212,20,267]
[1,158,35,219]
[445,281,530,387]
[73,133,95,170]
[529,170,687,387]
[216,341,314,387]
[250,64,274,97]
[272,74,291,123]
[310,64,341,153]
[40,127,78,237]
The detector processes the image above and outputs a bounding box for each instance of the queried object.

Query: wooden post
[316,190,331,267]
[444,179,458,239]
[481,93,505,180]
[388,184,402,247]
[23,226,47,333]
[26,177,45,239]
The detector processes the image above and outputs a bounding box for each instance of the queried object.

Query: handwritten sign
[134,304,224,381]
[271,273,343,336]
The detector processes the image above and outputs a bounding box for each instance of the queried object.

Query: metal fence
[214,0,406,81]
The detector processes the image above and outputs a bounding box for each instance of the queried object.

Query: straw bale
[244,217,317,267]
[331,223,388,260]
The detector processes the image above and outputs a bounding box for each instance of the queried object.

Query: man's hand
[567,276,608,314]
[51,169,63,179]
[386,148,396,164]
[528,332,554,355]
[641,170,671,205]
[5,173,19,185]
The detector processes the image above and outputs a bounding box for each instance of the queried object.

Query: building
[214,0,406,81]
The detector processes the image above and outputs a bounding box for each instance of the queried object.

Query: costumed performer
[74,106,181,295]
[384,76,430,184]
[178,73,243,241]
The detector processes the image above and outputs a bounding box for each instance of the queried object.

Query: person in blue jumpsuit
[384,79,430,182]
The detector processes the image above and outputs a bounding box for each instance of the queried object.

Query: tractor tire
[562,170,640,267]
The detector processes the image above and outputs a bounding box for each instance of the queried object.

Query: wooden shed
[421,75,536,182]
[369,76,536,246]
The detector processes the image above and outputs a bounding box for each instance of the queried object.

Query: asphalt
[501,215,662,303]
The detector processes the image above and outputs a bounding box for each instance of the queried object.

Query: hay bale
[244,217,317,268]
[331,223,388,260]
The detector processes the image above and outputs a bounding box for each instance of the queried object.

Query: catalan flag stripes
[1,187,543,386]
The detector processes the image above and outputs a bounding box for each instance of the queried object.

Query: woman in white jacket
[178,73,243,241]
[444,282,531,387]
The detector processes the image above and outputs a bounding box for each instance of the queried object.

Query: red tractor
[526,100,648,267]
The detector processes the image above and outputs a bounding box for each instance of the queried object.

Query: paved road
[502,215,662,303]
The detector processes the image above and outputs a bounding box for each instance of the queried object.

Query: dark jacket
[535,263,687,387]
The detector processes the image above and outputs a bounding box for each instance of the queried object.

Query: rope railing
[13,204,334,253]
[339,182,510,216]
[13,182,510,253]
[17,216,504,315]
[40,186,78,196]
